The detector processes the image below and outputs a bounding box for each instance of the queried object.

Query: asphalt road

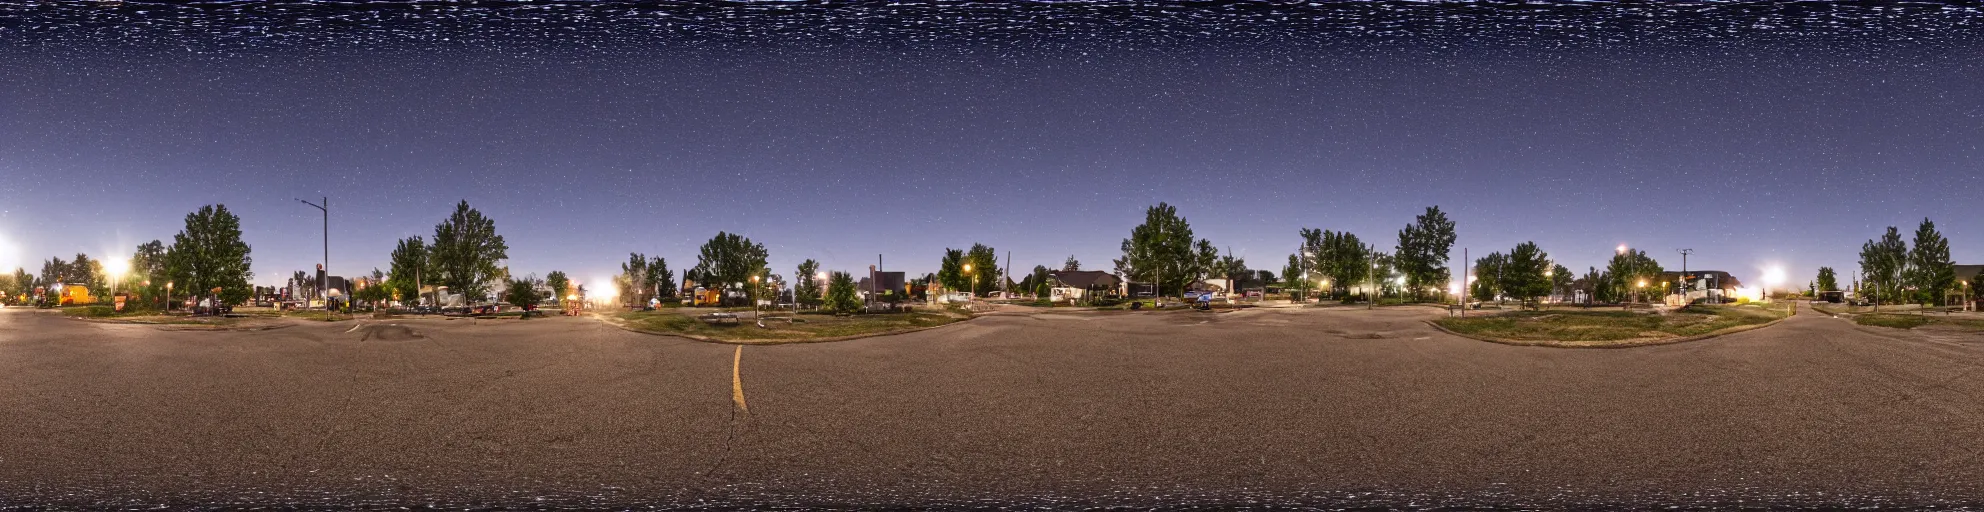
[1,304,1980,508]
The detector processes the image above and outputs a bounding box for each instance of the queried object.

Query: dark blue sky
[2,2,1980,290]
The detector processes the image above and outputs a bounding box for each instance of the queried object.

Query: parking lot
[2,304,1981,507]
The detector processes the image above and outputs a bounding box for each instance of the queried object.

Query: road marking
[731,345,748,414]
[344,322,363,333]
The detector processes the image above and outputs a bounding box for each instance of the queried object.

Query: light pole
[751,275,761,315]
[298,197,328,313]
[165,281,174,312]
[963,263,975,305]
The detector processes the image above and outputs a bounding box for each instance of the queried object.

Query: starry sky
[1,1,1980,289]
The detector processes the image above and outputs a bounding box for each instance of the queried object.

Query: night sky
[2,1,1980,289]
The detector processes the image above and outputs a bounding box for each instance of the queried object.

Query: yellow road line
[731,345,748,414]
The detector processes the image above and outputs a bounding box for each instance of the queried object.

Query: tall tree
[1816,267,1839,292]
[386,236,429,305]
[429,201,509,301]
[1906,217,1955,305]
[164,204,255,306]
[1304,228,1373,300]
[504,274,546,309]
[1062,255,1081,272]
[823,271,860,315]
[938,248,967,293]
[1116,203,1210,298]
[645,256,674,299]
[692,231,771,302]
[1471,251,1507,303]
[1858,227,1907,305]
[545,271,570,301]
[132,240,169,302]
[1024,264,1053,297]
[69,253,103,296]
[1394,206,1458,301]
[795,259,822,307]
[1550,263,1573,301]
[1604,249,1663,304]
[965,243,1002,296]
[39,256,69,286]
[620,253,651,304]
[1502,242,1553,307]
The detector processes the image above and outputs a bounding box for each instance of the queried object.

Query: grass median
[1434,304,1790,347]
[614,308,969,343]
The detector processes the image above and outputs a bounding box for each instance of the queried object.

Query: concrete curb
[598,313,980,346]
[1425,311,1795,349]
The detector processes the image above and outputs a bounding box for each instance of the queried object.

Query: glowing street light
[1616,243,1629,255]
[104,256,130,301]
[963,263,975,302]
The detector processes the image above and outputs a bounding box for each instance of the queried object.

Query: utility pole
[1677,248,1694,301]
[1461,247,1468,317]
[298,197,328,313]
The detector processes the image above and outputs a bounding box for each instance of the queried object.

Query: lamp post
[298,197,328,314]
[751,275,761,315]
[165,281,174,312]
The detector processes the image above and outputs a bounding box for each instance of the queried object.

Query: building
[1660,270,1743,303]
[1048,270,1120,303]
[857,271,907,301]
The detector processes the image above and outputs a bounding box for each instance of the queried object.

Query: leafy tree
[646,256,674,299]
[1470,252,1506,303]
[1023,265,1053,297]
[1303,228,1373,300]
[823,271,860,315]
[132,240,169,303]
[692,231,771,303]
[504,274,546,308]
[938,248,967,294]
[1062,255,1081,272]
[1605,249,1663,304]
[69,253,104,296]
[9,268,34,301]
[1906,217,1955,305]
[0,272,15,304]
[965,244,1002,296]
[164,204,255,306]
[794,259,822,307]
[1193,239,1220,285]
[1816,267,1839,292]
[39,256,69,286]
[1115,203,1212,298]
[1394,206,1457,301]
[429,201,509,301]
[1502,242,1553,307]
[1216,255,1253,290]
[1550,263,1573,301]
[386,236,428,305]
[545,271,570,301]
[355,268,392,309]
[1580,266,1607,304]
[1858,227,1907,305]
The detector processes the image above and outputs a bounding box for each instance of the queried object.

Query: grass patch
[616,309,967,342]
[1435,305,1787,344]
[1851,313,1984,331]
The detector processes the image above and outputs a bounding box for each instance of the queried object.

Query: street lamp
[105,256,129,303]
[297,197,328,313]
[751,275,761,313]
[963,263,975,303]
[165,281,174,312]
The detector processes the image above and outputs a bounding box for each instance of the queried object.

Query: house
[1660,270,1743,302]
[1048,270,1120,303]
[857,271,907,301]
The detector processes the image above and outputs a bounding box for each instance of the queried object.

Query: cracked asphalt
[1,303,1980,508]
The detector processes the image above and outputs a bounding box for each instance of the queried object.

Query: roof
[1049,270,1120,289]
[1661,270,1742,289]
[1955,264,1984,283]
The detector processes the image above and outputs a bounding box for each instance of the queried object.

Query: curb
[1424,312,1795,349]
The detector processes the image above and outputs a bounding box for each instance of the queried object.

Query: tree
[795,260,822,307]
[132,240,169,303]
[69,253,104,296]
[429,201,509,301]
[646,256,674,300]
[504,274,546,308]
[9,267,34,302]
[546,271,570,301]
[1304,228,1373,300]
[386,236,429,306]
[355,269,393,309]
[1502,242,1553,307]
[1471,252,1507,303]
[1116,203,1211,298]
[1605,249,1663,304]
[292,270,312,301]
[1062,255,1081,272]
[1816,267,1839,292]
[1859,227,1907,305]
[164,204,255,306]
[823,271,860,315]
[1023,265,1053,297]
[692,231,771,303]
[39,256,69,286]
[1550,263,1573,301]
[1394,206,1457,301]
[938,248,967,293]
[1906,217,1955,305]
[619,253,649,304]
[966,244,1001,296]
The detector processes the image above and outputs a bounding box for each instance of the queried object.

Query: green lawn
[1435,305,1789,346]
[1851,313,1984,331]
[615,309,968,342]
